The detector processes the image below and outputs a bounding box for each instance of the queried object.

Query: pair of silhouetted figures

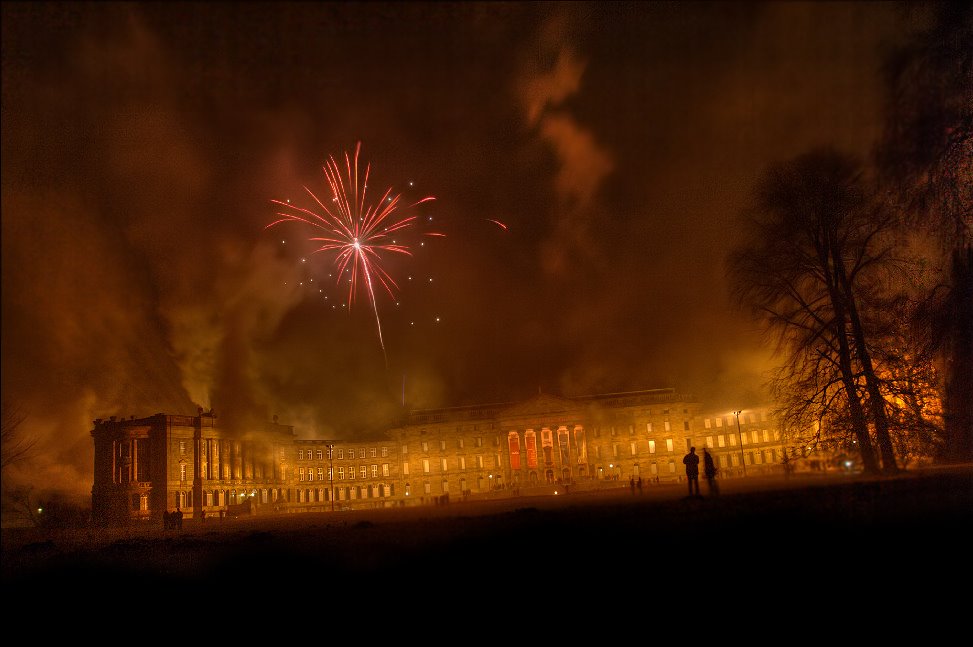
[683,447,720,497]
[162,509,183,530]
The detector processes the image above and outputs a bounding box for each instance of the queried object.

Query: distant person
[630,476,636,494]
[637,476,643,495]
[703,448,719,496]
[683,446,701,497]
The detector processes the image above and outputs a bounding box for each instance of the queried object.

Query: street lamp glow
[327,443,336,512]
[733,410,747,477]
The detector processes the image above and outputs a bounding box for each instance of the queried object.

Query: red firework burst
[267,142,437,358]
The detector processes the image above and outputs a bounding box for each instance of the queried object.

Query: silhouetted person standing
[703,447,719,496]
[683,446,700,497]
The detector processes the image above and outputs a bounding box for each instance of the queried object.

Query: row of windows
[297,464,392,481]
[608,430,778,458]
[296,447,390,461]
[411,437,487,453]
[406,455,491,475]
[405,419,714,450]
[295,485,391,502]
[601,449,785,476]
[703,412,767,429]
[394,431,783,475]
[424,410,689,437]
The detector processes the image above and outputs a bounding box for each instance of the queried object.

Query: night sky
[1,2,927,501]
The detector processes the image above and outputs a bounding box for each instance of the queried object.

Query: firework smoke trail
[267,142,436,364]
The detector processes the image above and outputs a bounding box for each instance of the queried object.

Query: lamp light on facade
[733,410,747,477]
[327,443,335,512]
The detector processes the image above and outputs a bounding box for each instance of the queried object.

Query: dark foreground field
[3,468,971,625]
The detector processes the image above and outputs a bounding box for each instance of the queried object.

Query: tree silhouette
[875,1,973,463]
[727,148,905,474]
[1,400,33,474]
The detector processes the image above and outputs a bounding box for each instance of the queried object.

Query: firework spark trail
[267,142,437,363]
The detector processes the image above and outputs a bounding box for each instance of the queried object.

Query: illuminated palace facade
[90,388,798,525]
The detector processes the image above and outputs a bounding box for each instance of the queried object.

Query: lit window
[664,421,671,432]
[338,467,345,479]
[630,442,637,456]
[370,447,377,458]
[704,418,712,429]
[421,441,429,452]
[440,440,447,451]
[716,417,723,428]
[371,464,378,478]
[762,429,770,443]
[441,458,448,472]
[382,446,389,457]
[382,464,389,477]
[360,466,367,479]
[422,459,430,474]
[299,468,305,481]
[402,462,409,476]
[648,440,656,454]
[646,422,653,433]
[718,435,726,447]
[401,445,408,454]
[665,438,674,452]
[706,436,714,448]
[359,449,365,459]
[318,468,324,480]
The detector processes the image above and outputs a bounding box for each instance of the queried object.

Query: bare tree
[875,1,973,463]
[2,401,40,527]
[1,400,34,473]
[727,149,905,474]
